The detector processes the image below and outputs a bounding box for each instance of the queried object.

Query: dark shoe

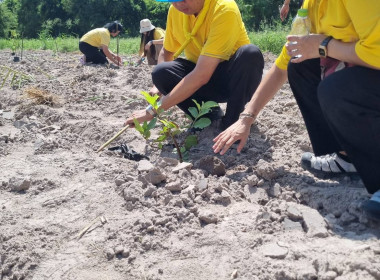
[362,190,380,221]
[301,152,358,178]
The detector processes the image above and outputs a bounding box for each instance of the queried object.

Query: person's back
[80,28,110,48]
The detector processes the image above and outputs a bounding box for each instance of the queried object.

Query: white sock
[370,190,380,203]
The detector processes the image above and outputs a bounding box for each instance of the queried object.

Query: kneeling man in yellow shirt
[125,0,264,130]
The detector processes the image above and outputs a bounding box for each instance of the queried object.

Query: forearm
[102,46,118,64]
[242,64,288,118]
[159,71,206,110]
[283,0,290,5]
[152,39,164,46]
[327,39,380,70]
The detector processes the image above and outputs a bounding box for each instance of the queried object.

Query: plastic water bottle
[289,9,311,59]
[290,9,311,35]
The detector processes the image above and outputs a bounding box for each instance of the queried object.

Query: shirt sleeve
[163,6,181,53]
[201,10,241,60]
[346,0,380,68]
[154,28,165,40]
[275,45,290,70]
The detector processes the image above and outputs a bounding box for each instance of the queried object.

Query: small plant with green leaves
[9,30,20,55]
[133,91,218,162]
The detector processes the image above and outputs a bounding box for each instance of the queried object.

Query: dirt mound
[1,50,379,280]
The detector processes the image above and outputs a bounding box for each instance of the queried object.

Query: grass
[0,27,289,56]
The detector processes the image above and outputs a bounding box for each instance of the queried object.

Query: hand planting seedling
[133,91,218,162]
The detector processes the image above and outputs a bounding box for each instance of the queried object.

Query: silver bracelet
[239,112,256,120]
[146,105,157,117]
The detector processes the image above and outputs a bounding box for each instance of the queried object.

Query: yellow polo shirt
[164,0,250,63]
[139,28,166,56]
[80,28,111,48]
[275,0,380,69]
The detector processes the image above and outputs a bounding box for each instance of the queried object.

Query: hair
[140,28,156,58]
[104,21,123,34]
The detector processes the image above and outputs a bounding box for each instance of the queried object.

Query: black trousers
[288,58,380,194]
[152,44,264,129]
[79,41,108,64]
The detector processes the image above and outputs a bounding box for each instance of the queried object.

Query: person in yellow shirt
[125,0,264,130]
[137,19,165,65]
[213,0,380,220]
[79,21,123,66]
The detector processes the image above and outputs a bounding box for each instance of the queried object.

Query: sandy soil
[1,50,380,280]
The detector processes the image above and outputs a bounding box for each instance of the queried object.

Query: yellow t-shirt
[80,28,111,48]
[275,0,380,69]
[139,28,166,56]
[164,0,250,63]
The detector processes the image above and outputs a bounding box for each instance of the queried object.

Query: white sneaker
[301,152,358,178]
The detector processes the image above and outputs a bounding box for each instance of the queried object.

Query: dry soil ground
[1,50,380,280]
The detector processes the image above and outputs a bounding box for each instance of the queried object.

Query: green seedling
[9,30,20,56]
[0,66,33,90]
[133,91,218,162]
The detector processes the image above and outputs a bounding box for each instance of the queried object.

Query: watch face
[319,46,327,57]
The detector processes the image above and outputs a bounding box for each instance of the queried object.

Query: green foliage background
[0,0,301,39]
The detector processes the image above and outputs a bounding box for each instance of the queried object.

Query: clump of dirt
[0,50,379,280]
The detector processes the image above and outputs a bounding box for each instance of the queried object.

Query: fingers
[212,130,240,155]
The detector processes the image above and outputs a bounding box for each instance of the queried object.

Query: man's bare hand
[125,109,153,128]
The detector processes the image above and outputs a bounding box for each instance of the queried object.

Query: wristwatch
[319,36,333,58]
[146,105,157,117]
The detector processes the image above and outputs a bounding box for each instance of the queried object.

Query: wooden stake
[96,126,129,153]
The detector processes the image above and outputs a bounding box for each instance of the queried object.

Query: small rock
[165,180,182,192]
[302,208,329,238]
[137,160,155,172]
[283,218,303,231]
[172,162,193,173]
[287,205,303,220]
[198,210,218,224]
[9,177,31,191]
[197,179,208,192]
[260,243,288,259]
[114,245,124,255]
[3,111,14,120]
[105,248,115,260]
[144,168,166,185]
[270,183,282,197]
[198,156,226,176]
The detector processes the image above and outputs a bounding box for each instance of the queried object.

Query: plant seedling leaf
[192,99,201,111]
[141,91,159,106]
[147,118,157,130]
[194,118,211,129]
[133,119,144,134]
[203,101,219,109]
[184,135,198,150]
[188,107,198,119]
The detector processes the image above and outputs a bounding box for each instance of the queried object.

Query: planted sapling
[133,91,218,162]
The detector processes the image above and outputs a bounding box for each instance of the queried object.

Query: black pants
[79,41,108,64]
[288,58,380,194]
[152,44,264,129]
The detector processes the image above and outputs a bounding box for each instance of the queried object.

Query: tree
[0,0,18,38]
